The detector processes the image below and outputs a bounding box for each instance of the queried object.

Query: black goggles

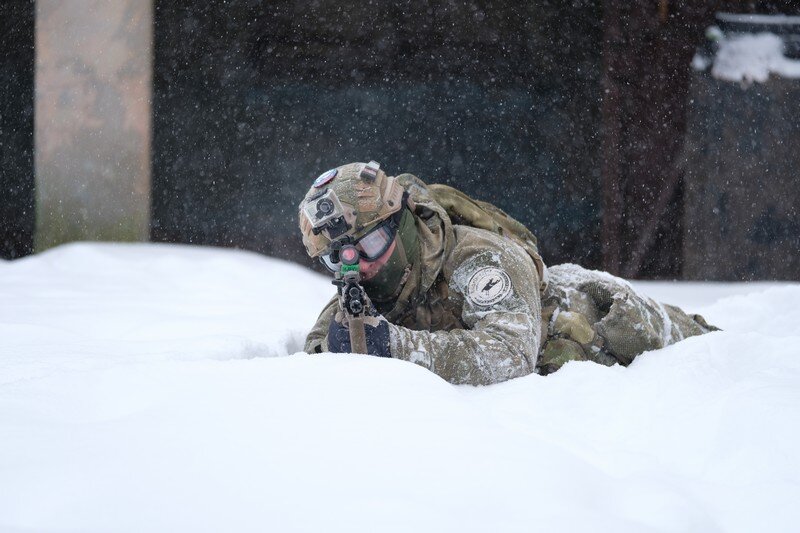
[319,208,404,273]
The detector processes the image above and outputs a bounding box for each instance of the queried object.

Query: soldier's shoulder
[446,225,531,273]
[453,224,502,244]
[452,225,527,252]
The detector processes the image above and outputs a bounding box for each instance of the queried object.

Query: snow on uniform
[303,172,717,385]
[537,264,718,375]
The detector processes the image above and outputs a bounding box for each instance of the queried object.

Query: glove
[328,308,392,358]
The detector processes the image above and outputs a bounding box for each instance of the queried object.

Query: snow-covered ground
[1,243,799,532]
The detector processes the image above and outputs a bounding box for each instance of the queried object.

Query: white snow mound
[712,32,800,83]
[1,243,799,533]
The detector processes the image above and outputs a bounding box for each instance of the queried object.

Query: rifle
[332,244,368,354]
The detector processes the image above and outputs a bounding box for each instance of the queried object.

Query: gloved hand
[327,308,392,358]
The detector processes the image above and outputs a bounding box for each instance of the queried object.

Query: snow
[716,12,800,26]
[2,243,800,532]
[691,53,711,72]
[711,32,800,83]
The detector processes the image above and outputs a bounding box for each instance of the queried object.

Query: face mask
[362,208,418,302]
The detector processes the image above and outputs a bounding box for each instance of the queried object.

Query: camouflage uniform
[303,169,717,385]
[536,263,717,375]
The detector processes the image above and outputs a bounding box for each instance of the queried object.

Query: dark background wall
[151,0,604,270]
[684,77,800,281]
[0,1,35,259]
[680,9,800,281]
[2,0,795,279]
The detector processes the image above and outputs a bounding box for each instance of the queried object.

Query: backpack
[426,183,548,291]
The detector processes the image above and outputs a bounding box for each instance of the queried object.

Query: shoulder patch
[466,267,512,307]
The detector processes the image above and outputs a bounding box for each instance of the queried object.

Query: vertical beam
[35,0,152,250]
[0,1,35,259]
[600,0,624,275]
[619,2,711,279]
[602,0,712,278]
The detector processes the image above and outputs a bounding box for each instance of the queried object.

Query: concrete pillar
[35,0,152,250]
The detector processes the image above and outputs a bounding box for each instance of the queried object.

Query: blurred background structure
[35,1,152,250]
[1,0,798,280]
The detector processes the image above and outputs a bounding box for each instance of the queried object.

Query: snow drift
[1,243,799,532]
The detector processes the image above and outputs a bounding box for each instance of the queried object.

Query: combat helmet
[299,161,409,269]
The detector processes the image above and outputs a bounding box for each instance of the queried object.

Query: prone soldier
[299,162,717,385]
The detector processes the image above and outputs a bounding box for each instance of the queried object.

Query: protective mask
[362,208,419,302]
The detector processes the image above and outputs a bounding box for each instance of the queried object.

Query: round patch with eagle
[466,267,512,307]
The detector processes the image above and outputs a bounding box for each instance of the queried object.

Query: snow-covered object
[711,32,800,83]
[1,243,800,532]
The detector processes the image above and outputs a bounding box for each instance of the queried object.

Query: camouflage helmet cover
[299,161,406,258]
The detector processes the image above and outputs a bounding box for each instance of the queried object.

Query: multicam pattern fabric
[537,264,718,375]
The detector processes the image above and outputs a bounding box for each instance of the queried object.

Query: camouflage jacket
[305,174,542,385]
